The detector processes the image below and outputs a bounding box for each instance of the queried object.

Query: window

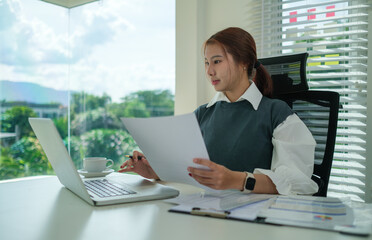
[247,0,369,201]
[0,0,175,180]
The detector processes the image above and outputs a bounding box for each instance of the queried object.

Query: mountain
[0,80,69,106]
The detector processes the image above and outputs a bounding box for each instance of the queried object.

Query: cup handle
[106,159,114,169]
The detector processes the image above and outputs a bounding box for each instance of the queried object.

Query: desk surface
[0,174,371,240]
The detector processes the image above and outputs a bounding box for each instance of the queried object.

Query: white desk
[0,175,370,240]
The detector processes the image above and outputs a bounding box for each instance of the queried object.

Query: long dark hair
[204,27,273,97]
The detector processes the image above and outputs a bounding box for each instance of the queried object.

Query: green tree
[69,129,139,170]
[71,92,111,115]
[54,116,68,139]
[122,100,150,118]
[11,137,52,175]
[117,89,174,117]
[71,108,121,136]
[2,106,37,138]
[0,137,53,180]
[0,147,22,180]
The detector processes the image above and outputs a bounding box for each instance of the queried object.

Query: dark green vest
[194,97,293,172]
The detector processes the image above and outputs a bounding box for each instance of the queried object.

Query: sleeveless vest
[194,97,293,172]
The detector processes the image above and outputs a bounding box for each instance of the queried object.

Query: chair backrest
[276,91,340,196]
[260,52,309,97]
[259,53,340,197]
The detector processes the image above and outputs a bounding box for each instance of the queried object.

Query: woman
[119,27,318,195]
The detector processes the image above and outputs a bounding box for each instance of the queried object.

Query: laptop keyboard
[84,179,136,198]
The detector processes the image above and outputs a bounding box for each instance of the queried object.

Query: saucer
[77,169,114,178]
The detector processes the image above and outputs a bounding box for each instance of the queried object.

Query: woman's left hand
[187,158,246,190]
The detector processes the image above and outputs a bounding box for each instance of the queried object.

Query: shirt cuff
[254,167,318,195]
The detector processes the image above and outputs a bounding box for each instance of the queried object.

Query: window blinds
[246,0,369,202]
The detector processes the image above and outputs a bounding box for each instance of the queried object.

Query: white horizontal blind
[246,0,369,202]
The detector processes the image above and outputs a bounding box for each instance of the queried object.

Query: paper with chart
[121,113,211,190]
[259,195,355,230]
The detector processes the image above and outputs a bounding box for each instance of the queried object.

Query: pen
[191,207,230,218]
[125,155,143,160]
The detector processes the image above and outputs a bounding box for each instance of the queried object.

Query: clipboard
[168,195,371,236]
[169,197,271,222]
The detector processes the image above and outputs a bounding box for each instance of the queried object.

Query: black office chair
[259,53,340,197]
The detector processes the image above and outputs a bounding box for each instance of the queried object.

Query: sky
[0,0,175,102]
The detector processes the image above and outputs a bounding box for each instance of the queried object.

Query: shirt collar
[206,81,262,110]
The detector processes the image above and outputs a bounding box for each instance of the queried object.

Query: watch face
[245,177,256,191]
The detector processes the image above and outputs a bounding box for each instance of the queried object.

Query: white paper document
[167,191,275,210]
[168,191,274,221]
[259,195,356,231]
[121,113,211,190]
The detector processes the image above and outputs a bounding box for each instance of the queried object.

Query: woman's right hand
[118,151,160,180]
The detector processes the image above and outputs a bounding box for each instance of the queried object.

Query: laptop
[29,118,179,206]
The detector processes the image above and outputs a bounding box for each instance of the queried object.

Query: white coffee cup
[83,157,114,173]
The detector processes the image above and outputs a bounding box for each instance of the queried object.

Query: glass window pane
[0,0,175,180]
[0,0,68,180]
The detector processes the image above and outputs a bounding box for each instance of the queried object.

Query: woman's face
[204,43,245,93]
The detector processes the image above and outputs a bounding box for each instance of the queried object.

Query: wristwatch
[242,172,256,193]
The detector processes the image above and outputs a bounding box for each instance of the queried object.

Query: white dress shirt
[206,82,319,195]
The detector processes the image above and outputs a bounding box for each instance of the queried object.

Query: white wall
[175,0,247,115]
